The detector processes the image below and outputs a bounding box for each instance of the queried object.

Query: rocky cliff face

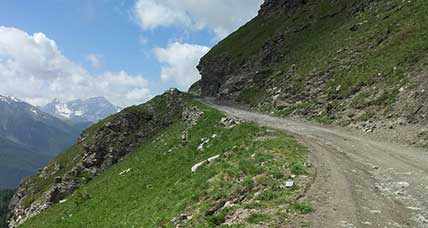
[8,90,194,227]
[194,0,428,145]
[258,0,305,16]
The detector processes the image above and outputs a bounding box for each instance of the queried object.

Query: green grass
[246,213,270,224]
[291,202,314,214]
[23,100,311,227]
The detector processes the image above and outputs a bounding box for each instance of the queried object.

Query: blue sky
[0,0,261,106]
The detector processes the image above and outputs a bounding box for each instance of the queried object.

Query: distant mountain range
[0,95,120,189]
[41,97,121,125]
[0,95,82,188]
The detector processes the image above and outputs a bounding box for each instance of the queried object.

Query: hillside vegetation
[9,91,312,227]
[195,0,428,145]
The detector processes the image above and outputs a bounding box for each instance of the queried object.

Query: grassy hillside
[9,90,190,227]
[198,0,428,129]
[0,189,13,228]
[21,99,312,227]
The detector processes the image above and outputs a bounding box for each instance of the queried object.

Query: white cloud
[134,0,263,39]
[134,0,191,30]
[154,42,209,89]
[0,26,151,107]
[86,53,103,68]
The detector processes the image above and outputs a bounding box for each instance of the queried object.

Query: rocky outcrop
[8,89,190,227]
[192,0,428,145]
[196,0,293,100]
[259,0,306,16]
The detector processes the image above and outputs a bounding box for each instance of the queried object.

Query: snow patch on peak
[55,103,73,119]
[42,96,120,123]
[74,110,84,117]
[0,95,21,104]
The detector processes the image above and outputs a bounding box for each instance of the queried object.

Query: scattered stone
[223,201,234,209]
[220,116,241,129]
[207,155,220,163]
[285,179,295,188]
[181,130,189,145]
[191,160,208,172]
[369,209,382,214]
[197,138,210,151]
[191,154,221,172]
[171,213,192,226]
[182,106,204,126]
[119,168,132,176]
[359,121,377,133]
[362,221,372,225]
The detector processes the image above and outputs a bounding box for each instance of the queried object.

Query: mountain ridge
[41,97,120,125]
[0,95,81,189]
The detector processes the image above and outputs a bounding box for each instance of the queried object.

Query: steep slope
[194,0,428,145]
[0,137,49,189]
[0,190,13,228]
[42,97,121,125]
[0,95,81,188]
[9,90,313,227]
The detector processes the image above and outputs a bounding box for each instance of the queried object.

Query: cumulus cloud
[0,26,151,107]
[86,53,103,68]
[134,0,191,30]
[154,42,209,89]
[134,0,263,39]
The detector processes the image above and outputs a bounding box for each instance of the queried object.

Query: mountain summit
[41,97,121,124]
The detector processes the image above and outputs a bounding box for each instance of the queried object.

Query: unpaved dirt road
[207,102,428,228]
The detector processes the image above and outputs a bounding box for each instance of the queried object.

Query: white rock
[207,155,220,163]
[369,209,381,214]
[197,138,210,151]
[191,154,220,172]
[285,179,294,188]
[191,160,208,172]
[119,168,132,176]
